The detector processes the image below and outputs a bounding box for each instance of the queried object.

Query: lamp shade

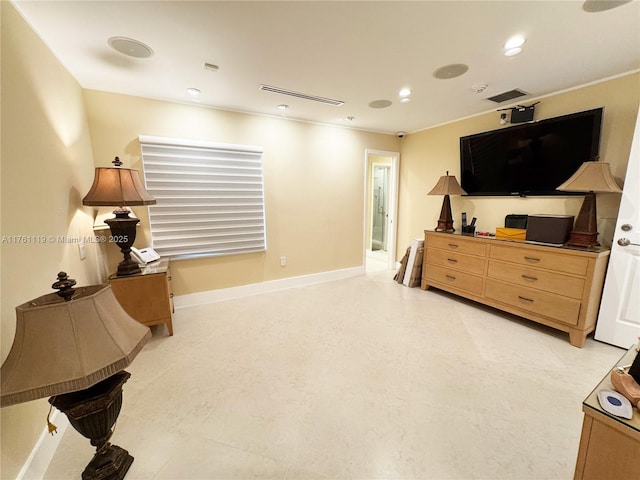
[82,156,155,206]
[0,284,151,407]
[556,161,622,193]
[427,173,467,196]
[82,167,156,206]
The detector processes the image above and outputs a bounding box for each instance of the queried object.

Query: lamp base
[50,371,133,480]
[114,259,141,277]
[435,220,455,233]
[566,192,599,248]
[82,445,133,480]
[105,211,141,276]
[434,195,455,233]
[565,231,599,248]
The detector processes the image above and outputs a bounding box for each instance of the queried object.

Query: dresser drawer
[485,279,581,326]
[425,264,483,295]
[487,260,585,299]
[426,248,486,275]
[427,234,487,257]
[489,244,589,276]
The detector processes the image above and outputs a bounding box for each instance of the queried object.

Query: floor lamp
[557,160,622,247]
[0,273,151,480]
[427,171,467,232]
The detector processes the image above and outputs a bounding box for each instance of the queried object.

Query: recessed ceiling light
[399,88,412,97]
[344,116,355,121]
[108,37,153,58]
[433,64,469,80]
[400,98,410,103]
[504,36,526,50]
[504,47,522,57]
[277,104,289,110]
[369,99,392,109]
[204,63,220,72]
[186,88,201,96]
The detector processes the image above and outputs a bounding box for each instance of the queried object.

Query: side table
[574,345,640,479]
[109,259,174,336]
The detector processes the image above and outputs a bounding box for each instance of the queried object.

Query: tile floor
[43,268,623,480]
[365,249,390,273]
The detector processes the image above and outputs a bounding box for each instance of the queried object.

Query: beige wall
[82,90,400,296]
[397,73,640,255]
[1,3,102,478]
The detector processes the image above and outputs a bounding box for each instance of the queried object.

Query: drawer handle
[446,274,456,281]
[518,295,534,303]
[447,258,458,263]
[521,274,538,281]
[524,256,541,263]
[448,243,459,248]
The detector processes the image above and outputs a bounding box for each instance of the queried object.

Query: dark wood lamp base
[566,192,599,248]
[50,371,134,480]
[434,195,455,233]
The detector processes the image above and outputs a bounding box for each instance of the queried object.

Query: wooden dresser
[421,231,610,347]
[109,259,174,336]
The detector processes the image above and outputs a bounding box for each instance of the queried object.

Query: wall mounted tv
[460,107,603,196]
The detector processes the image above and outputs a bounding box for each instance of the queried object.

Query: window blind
[139,135,266,259]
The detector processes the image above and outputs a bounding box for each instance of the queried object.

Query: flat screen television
[460,108,603,196]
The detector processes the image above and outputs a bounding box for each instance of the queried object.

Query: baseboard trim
[174,266,365,309]
[18,411,69,480]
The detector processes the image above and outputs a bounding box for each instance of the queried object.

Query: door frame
[363,149,399,270]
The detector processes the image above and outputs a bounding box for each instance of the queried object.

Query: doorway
[364,150,399,272]
[371,164,390,252]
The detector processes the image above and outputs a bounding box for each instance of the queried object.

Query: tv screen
[460,108,603,196]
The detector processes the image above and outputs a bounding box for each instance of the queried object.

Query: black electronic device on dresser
[505,214,528,229]
[460,108,603,197]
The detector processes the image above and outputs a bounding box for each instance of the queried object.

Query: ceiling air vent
[486,89,529,103]
[259,85,344,106]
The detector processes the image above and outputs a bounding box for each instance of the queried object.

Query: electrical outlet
[280,256,286,267]
[78,242,86,260]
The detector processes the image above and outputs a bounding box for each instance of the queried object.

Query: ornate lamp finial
[52,272,76,301]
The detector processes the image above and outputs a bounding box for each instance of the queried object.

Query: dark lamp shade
[427,174,467,196]
[82,167,156,206]
[0,285,151,407]
[556,162,622,193]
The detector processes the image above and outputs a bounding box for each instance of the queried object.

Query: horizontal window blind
[139,135,266,259]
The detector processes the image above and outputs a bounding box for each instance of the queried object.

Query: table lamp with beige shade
[557,158,622,247]
[427,171,467,233]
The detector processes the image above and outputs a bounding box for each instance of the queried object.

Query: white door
[595,107,640,348]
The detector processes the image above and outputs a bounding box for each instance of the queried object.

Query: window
[139,135,266,259]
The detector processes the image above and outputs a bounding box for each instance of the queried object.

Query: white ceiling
[12,1,640,135]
